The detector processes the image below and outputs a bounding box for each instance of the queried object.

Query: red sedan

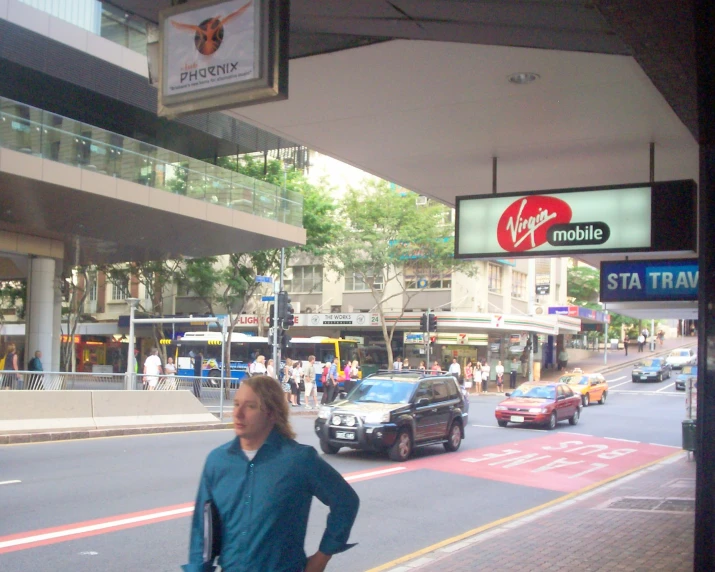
[494,382,582,430]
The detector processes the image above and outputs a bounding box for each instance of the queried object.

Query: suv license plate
[510,415,525,423]
[336,431,355,440]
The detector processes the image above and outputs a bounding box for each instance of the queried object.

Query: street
[0,362,686,572]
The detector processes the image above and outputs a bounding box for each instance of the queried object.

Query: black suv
[314,371,469,462]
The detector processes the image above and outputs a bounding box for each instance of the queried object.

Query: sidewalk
[378,452,694,572]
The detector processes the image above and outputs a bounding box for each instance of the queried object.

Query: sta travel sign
[600,259,698,302]
[455,180,696,258]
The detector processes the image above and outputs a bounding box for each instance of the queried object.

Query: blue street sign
[261,296,275,302]
[255,275,273,283]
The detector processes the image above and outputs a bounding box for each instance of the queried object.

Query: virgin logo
[497,196,572,252]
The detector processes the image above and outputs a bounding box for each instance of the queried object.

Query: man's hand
[305,551,331,572]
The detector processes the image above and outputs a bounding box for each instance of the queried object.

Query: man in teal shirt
[183,375,359,572]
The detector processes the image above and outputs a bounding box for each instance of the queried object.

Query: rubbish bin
[682,419,697,452]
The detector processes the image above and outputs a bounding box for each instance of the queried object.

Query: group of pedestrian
[1,344,44,390]
[143,348,178,391]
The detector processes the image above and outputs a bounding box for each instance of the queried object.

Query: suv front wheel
[320,440,341,455]
[389,428,413,462]
[443,421,462,452]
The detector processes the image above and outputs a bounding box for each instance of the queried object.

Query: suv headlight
[364,411,390,424]
[318,406,332,419]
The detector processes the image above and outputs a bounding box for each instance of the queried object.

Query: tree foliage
[328,180,476,364]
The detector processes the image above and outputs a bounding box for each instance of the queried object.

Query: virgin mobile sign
[455,180,696,259]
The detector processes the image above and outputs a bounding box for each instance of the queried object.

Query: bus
[175,332,359,388]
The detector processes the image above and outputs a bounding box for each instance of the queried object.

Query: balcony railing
[0,96,303,227]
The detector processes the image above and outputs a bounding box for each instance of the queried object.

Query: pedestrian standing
[291,361,303,406]
[266,358,275,379]
[325,357,339,403]
[431,360,441,373]
[473,360,481,394]
[1,343,19,389]
[192,352,203,399]
[509,357,519,389]
[392,356,403,370]
[252,355,268,376]
[637,333,645,352]
[26,350,43,390]
[419,360,427,373]
[303,355,318,409]
[623,337,629,356]
[448,357,461,384]
[164,356,177,390]
[481,360,490,393]
[144,348,163,391]
[464,360,473,393]
[183,376,359,572]
[495,360,504,392]
[557,348,569,371]
[282,358,293,404]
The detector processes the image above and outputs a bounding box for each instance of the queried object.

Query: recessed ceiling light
[508,72,540,85]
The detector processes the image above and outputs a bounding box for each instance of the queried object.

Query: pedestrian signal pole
[425,308,431,368]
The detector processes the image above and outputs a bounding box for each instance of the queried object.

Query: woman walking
[473,360,482,394]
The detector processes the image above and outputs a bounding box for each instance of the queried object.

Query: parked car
[675,365,697,391]
[632,358,671,383]
[558,370,608,406]
[494,382,582,430]
[665,348,696,370]
[315,371,468,462]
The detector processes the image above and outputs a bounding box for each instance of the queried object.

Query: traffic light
[277,291,288,321]
[420,313,428,332]
[268,303,275,328]
[284,302,295,329]
[278,329,292,349]
[428,313,438,332]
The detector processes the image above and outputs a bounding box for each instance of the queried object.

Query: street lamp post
[125,298,140,390]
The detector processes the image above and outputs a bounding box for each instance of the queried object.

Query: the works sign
[600,259,698,302]
[455,180,696,258]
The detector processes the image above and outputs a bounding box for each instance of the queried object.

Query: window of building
[285,265,323,293]
[404,266,452,289]
[488,263,503,293]
[88,273,97,302]
[511,271,527,299]
[111,279,128,301]
[345,271,383,291]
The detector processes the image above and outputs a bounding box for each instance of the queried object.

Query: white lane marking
[608,379,633,389]
[656,383,675,392]
[0,480,21,486]
[607,376,627,383]
[604,437,640,443]
[0,506,194,551]
[344,467,406,482]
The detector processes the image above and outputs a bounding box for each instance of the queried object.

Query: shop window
[488,263,503,293]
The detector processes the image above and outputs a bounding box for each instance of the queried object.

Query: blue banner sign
[600,259,698,302]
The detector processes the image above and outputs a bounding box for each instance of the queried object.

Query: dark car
[675,365,697,391]
[314,371,468,462]
[632,358,671,383]
[494,382,582,429]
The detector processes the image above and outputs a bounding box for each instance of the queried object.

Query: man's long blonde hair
[241,375,296,439]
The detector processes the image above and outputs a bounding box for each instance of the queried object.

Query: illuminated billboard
[455,180,696,259]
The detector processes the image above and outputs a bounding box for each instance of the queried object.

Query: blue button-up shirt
[182,429,359,572]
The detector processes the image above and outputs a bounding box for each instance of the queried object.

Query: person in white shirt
[250,355,268,376]
[481,360,491,393]
[495,360,505,392]
[143,348,163,390]
[392,356,403,370]
[448,358,461,382]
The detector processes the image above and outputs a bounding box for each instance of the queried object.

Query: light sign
[600,259,699,302]
[455,180,696,259]
[158,0,288,117]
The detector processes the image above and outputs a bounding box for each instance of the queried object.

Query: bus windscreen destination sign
[455,180,696,259]
[600,259,698,302]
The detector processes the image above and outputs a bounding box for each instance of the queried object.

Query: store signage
[404,332,426,344]
[600,259,698,302]
[158,0,288,117]
[455,180,696,258]
[301,313,381,327]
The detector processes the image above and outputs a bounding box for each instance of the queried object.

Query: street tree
[327,179,476,365]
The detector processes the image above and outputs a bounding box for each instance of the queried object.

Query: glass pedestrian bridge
[0,96,303,227]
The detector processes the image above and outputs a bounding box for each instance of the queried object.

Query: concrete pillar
[25,257,56,372]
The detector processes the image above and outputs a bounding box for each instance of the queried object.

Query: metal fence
[0,371,236,417]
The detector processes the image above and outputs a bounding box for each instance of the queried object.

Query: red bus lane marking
[0,464,409,554]
[408,433,678,492]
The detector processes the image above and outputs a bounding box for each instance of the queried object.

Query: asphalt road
[0,362,686,572]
